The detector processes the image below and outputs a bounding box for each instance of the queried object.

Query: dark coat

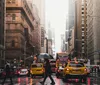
[44,59,52,74]
[4,64,11,75]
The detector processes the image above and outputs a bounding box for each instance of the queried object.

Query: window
[7,14,11,21]
[12,14,16,21]
[12,0,16,3]
[7,0,12,3]
[11,40,15,47]
[82,12,84,14]
[8,24,10,29]
[82,8,84,10]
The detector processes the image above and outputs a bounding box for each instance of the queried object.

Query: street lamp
[23,41,35,66]
[25,55,33,60]
[24,41,27,66]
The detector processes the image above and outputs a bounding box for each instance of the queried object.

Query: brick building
[0,0,6,66]
[5,0,35,65]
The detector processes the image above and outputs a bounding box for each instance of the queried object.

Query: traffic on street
[0,53,100,85]
[0,0,100,85]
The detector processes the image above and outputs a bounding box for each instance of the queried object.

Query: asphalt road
[0,73,100,85]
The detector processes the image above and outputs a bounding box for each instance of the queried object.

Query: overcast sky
[45,0,69,52]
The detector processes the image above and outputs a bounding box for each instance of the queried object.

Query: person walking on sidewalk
[40,58,55,85]
[2,61,13,85]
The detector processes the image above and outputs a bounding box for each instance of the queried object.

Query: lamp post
[24,41,27,66]
[23,41,35,66]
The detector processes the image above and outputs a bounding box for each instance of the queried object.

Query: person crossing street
[2,61,13,85]
[40,58,55,85]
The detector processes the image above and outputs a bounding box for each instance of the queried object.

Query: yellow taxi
[62,61,88,82]
[30,63,45,78]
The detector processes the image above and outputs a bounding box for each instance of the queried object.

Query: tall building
[0,0,6,66]
[65,0,75,52]
[48,39,52,55]
[68,27,75,58]
[87,0,100,64]
[29,3,41,54]
[68,0,75,35]
[74,0,87,58]
[61,34,65,52]
[46,23,54,55]
[32,0,46,53]
[6,0,35,65]
[65,18,69,51]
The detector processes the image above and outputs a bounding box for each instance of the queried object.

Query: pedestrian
[2,61,13,85]
[33,55,37,64]
[40,58,55,85]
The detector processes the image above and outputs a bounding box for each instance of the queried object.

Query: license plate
[73,68,81,71]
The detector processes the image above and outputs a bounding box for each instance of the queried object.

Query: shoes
[51,82,55,85]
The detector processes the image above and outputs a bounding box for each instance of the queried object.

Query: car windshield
[21,69,27,71]
[69,62,84,67]
[31,64,42,68]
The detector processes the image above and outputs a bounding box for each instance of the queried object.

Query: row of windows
[6,13,16,21]
[7,0,16,3]
[22,0,34,21]
[6,23,22,30]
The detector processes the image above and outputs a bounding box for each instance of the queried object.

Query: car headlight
[84,68,87,72]
[65,68,69,71]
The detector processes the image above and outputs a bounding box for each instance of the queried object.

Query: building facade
[32,0,46,53]
[31,4,41,54]
[87,0,100,64]
[65,0,75,52]
[0,0,6,66]
[61,34,65,52]
[68,27,75,58]
[74,0,87,58]
[6,0,35,65]
[48,39,52,55]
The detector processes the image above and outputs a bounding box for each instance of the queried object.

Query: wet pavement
[0,73,100,85]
